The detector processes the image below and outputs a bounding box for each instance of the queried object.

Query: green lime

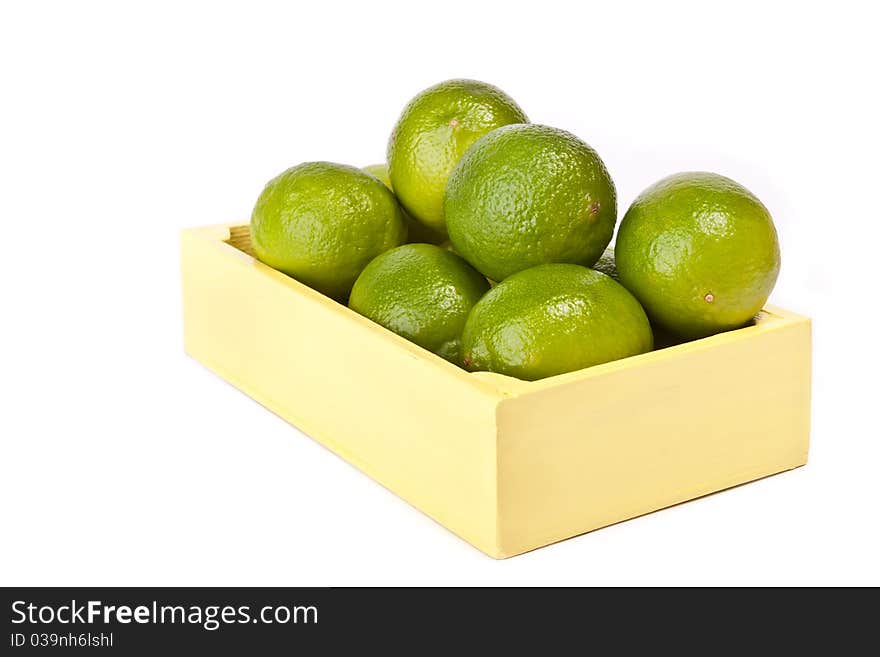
[461,263,653,381]
[445,124,617,282]
[250,162,407,300]
[362,163,445,244]
[387,79,527,236]
[349,244,489,363]
[615,172,780,339]
[592,247,619,280]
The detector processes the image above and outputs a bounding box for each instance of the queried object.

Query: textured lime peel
[349,243,489,365]
[362,163,445,245]
[461,263,653,381]
[387,79,528,236]
[250,162,407,300]
[615,171,780,339]
[445,124,617,282]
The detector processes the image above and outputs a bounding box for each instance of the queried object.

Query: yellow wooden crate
[181,224,811,558]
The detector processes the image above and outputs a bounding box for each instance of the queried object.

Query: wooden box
[181,224,811,558]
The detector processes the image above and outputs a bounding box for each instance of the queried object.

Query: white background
[2,1,878,586]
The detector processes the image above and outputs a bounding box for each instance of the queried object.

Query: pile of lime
[250,79,780,381]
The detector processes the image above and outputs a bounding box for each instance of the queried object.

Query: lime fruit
[362,163,445,244]
[250,162,407,300]
[445,124,617,282]
[387,79,527,236]
[461,263,653,381]
[349,244,489,363]
[592,247,618,280]
[615,172,780,339]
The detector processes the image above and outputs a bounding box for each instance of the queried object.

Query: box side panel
[181,230,501,555]
[496,318,811,557]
